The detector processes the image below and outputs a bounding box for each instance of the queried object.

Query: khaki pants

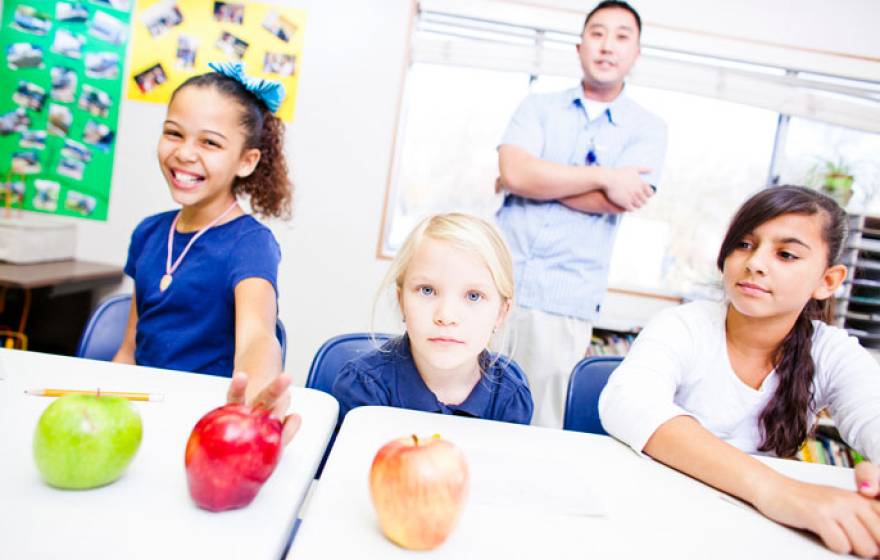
[504,306,592,429]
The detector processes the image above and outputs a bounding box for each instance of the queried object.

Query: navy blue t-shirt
[124,210,280,377]
[331,336,533,424]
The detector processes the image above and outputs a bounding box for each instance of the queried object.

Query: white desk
[290,406,855,559]
[0,349,338,560]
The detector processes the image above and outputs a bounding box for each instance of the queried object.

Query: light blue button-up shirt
[496,85,667,321]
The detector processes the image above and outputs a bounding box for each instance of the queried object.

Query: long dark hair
[716,186,847,457]
[171,73,292,219]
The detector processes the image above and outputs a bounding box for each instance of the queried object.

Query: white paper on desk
[0,355,6,380]
[467,451,606,517]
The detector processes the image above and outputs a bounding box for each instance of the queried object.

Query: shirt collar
[567,83,631,126]
[393,337,493,417]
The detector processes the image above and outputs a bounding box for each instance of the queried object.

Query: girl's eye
[163,129,181,138]
[418,286,434,296]
[203,139,220,148]
[736,240,752,250]
[466,291,483,302]
[779,251,799,261]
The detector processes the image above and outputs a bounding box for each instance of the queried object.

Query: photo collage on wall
[128,0,305,122]
[0,0,131,221]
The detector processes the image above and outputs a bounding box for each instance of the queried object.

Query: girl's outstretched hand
[227,372,302,446]
[753,475,880,558]
[856,461,880,500]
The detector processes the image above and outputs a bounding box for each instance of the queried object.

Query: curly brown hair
[171,73,293,220]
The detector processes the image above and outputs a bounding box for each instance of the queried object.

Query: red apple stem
[412,434,419,446]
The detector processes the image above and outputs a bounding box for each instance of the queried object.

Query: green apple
[33,394,143,489]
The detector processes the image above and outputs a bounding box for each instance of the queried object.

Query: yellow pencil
[25,388,164,402]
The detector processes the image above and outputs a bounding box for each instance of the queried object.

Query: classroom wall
[21,0,878,381]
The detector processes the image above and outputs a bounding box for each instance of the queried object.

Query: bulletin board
[128,0,305,122]
[0,0,132,221]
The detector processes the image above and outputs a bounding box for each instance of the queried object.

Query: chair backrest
[77,294,289,367]
[305,332,394,394]
[76,294,132,361]
[563,355,624,435]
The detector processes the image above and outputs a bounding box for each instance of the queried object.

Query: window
[379,5,880,302]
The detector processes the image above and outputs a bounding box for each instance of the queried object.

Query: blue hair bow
[208,61,286,113]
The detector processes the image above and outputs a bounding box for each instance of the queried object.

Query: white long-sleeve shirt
[599,300,880,462]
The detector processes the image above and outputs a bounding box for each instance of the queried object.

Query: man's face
[577,7,640,93]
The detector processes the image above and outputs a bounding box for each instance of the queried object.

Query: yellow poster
[128,0,304,122]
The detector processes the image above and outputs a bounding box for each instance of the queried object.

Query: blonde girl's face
[157,86,260,215]
[722,212,845,321]
[398,236,510,374]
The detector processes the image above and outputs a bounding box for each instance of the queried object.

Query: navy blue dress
[124,210,280,377]
[332,335,533,424]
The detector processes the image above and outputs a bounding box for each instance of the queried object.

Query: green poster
[0,0,131,221]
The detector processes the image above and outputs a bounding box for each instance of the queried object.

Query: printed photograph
[0,108,30,135]
[133,63,168,93]
[6,43,44,70]
[261,10,297,43]
[20,130,47,150]
[141,0,183,38]
[78,85,112,117]
[263,52,296,77]
[85,52,120,79]
[175,35,198,69]
[57,158,85,181]
[56,2,89,23]
[213,2,244,24]
[215,31,249,61]
[51,29,85,59]
[33,180,60,211]
[1,180,25,205]
[90,0,132,11]
[83,120,115,149]
[12,151,41,174]
[12,5,51,35]
[13,81,47,112]
[89,10,127,45]
[50,66,78,102]
[62,139,92,163]
[47,104,73,136]
[65,191,97,216]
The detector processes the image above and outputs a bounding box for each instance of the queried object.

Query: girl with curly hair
[114,62,298,443]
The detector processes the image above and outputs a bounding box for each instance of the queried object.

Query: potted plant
[812,157,854,207]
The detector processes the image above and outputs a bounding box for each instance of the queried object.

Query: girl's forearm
[643,415,788,506]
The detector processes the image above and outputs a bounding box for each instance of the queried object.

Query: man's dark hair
[583,1,642,35]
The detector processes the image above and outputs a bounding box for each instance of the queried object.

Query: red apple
[369,434,469,550]
[184,403,283,512]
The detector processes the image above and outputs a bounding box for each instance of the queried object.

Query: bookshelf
[590,287,684,356]
[798,419,865,468]
[836,213,880,348]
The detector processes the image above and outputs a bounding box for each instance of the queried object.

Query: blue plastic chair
[562,355,623,435]
[305,332,394,394]
[76,293,288,367]
[75,294,132,361]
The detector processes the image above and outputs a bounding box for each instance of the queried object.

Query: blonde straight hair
[372,212,515,356]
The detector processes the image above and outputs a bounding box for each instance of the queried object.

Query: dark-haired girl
[600,186,880,557]
[114,62,299,443]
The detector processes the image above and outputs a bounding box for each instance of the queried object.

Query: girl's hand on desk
[856,462,880,500]
[227,372,302,446]
[753,476,880,558]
